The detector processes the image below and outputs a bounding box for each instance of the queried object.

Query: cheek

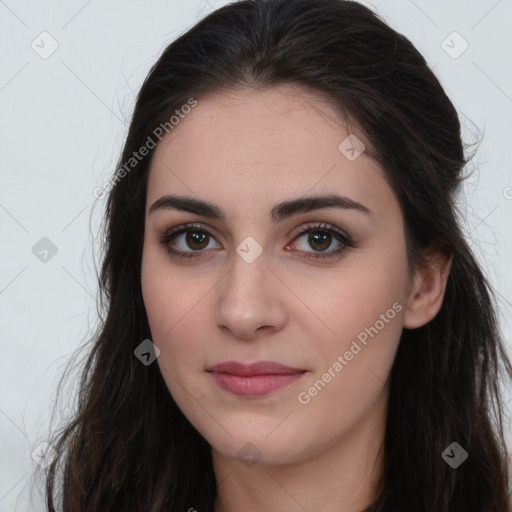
[141,270,208,411]
[295,280,404,447]
[142,243,204,338]
[141,283,204,367]
[304,247,407,346]
[297,241,407,398]
[141,245,214,392]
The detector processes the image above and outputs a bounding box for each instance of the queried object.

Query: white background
[1,0,511,509]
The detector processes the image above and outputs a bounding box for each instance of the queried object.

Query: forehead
[146,85,393,219]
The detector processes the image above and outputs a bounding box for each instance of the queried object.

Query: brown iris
[308,231,331,251]
[186,230,209,250]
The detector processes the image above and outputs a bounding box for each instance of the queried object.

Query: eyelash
[158,222,354,262]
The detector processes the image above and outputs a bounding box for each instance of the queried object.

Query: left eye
[159,222,353,261]
[287,222,354,260]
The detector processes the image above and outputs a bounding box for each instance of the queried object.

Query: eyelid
[289,221,351,243]
[162,222,220,240]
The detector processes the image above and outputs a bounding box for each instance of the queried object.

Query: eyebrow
[148,193,371,222]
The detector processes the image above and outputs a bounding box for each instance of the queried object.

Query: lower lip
[209,372,305,397]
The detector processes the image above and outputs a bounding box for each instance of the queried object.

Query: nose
[213,248,288,340]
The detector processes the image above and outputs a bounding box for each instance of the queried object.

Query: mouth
[206,360,307,397]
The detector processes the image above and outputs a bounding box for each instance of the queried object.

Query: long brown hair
[40,1,512,510]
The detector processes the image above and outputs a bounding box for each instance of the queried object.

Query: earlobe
[403,252,453,329]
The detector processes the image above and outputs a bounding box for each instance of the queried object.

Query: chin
[203,421,314,467]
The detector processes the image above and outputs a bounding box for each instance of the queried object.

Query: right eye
[159,223,222,260]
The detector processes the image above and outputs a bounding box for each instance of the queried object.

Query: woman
[41,0,512,510]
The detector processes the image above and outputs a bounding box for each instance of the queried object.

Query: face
[141,85,412,466]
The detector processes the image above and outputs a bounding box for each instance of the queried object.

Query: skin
[141,84,451,512]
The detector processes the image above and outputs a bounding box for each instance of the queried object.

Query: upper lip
[206,360,305,376]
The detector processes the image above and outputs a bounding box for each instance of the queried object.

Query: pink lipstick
[206,360,306,397]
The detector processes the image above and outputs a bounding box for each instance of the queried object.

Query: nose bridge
[225,228,270,292]
[214,241,286,338]
[223,243,270,309]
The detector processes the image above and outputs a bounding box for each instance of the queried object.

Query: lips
[207,360,304,375]
[206,360,306,397]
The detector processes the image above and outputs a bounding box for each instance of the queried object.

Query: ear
[403,251,453,329]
